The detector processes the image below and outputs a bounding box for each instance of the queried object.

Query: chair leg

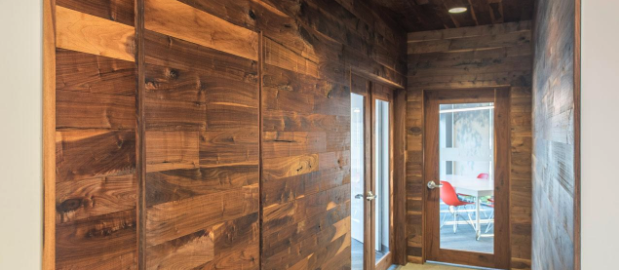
[485,210,494,233]
[453,206,458,233]
[440,208,448,229]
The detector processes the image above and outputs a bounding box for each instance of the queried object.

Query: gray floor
[352,204,494,270]
[439,203,494,254]
[351,239,388,270]
[393,262,471,269]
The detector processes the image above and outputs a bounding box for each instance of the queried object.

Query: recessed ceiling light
[448,7,467,14]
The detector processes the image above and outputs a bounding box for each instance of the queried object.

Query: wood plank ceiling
[363,0,534,32]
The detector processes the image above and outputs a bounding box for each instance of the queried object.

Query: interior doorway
[351,75,395,270]
[423,89,511,269]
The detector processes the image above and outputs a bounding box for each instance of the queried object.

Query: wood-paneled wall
[532,1,579,269]
[52,1,139,268]
[406,22,533,269]
[44,0,406,269]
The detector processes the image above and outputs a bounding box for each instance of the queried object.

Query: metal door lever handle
[427,181,443,190]
[355,191,377,201]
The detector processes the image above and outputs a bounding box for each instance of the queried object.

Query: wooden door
[351,75,394,270]
[423,88,510,269]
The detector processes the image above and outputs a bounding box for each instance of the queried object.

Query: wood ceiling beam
[467,0,480,25]
[488,0,504,23]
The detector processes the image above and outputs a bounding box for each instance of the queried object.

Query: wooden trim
[135,0,146,269]
[494,88,511,269]
[258,31,264,269]
[573,0,582,268]
[431,89,495,104]
[376,252,393,270]
[365,78,374,270]
[422,90,439,264]
[351,70,405,90]
[43,0,56,269]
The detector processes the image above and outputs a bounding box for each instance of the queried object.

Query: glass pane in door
[351,93,365,270]
[375,100,390,262]
[438,103,495,253]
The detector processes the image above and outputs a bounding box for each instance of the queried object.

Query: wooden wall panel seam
[258,30,264,270]
[135,0,146,268]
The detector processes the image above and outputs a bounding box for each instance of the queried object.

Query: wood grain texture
[43,0,57,269]
[49,2,140,269]
[47,0,408,268]
[406,22,533,268]
[142,3,260,267]
[532,1,578,269]
[57,0,135,26]
[56,6,135,61]
[184,0,406,87]
[261,32,352,268]
[144,0,259,61]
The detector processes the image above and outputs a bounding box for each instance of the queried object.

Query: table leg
[476,197,481,241]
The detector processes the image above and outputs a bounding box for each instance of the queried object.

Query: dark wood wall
[53,2,139,268]
[44,0,406,269]
[405,22,533,269]
[532,0,579,269]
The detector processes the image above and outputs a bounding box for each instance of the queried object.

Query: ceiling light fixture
[448,7,467,14]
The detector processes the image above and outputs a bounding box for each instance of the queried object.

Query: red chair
[440,181,474,233]
[476,173,490,180]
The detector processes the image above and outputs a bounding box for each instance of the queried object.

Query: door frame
[422,88,511,269]
[350,73,406,269]
[371,84,394,270]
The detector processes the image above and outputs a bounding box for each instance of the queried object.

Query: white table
[443,175,494,240]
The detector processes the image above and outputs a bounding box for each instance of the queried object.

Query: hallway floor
[393,263,470,269]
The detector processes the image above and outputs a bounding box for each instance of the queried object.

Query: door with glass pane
[424,89,510,269]
[351,75,394,270]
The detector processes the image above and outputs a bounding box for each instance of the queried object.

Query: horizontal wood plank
[57,0,135,26]
[144,0,259,61]
[56,6,135,61]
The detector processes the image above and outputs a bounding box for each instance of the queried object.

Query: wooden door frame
[371,84,394,270]
[350,72,407,269]
[351,74,375,270]
[422,88,511,269]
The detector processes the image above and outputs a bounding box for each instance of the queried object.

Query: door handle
[427,181,443,190]
[355,191,377,201]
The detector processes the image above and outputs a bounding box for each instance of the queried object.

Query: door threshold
[426,261,504,270]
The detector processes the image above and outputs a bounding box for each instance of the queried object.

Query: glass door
[351,75,394,270]
[351,92,368,270]
[373,98,392,270]
[424,89,510,269]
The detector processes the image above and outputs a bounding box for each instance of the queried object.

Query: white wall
[581,0,619,268]
[0,0,43,269]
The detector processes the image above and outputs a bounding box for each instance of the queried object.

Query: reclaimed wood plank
[56,130,136,182]
[56,6,135,61]
[57,0,135,26]
[144,0,259,61]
